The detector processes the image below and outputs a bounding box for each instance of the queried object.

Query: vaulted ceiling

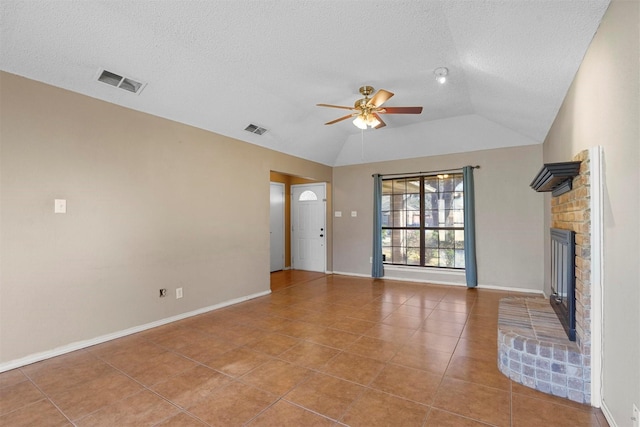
[0,1,610,166]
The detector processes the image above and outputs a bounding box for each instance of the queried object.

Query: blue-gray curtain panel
[463,166,478,287]
[372,174,384,278]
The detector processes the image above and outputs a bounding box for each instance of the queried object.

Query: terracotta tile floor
[0,272,610,426]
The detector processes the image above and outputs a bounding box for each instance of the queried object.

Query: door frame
[269,182,285,272]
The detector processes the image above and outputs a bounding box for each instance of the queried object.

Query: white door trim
[269,182,285,272]
[589,146,603,408]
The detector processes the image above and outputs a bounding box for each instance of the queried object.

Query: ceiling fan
[317,85,423,129]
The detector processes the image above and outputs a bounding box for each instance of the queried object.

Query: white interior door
[291,183,326,272]
[269,182,285,272]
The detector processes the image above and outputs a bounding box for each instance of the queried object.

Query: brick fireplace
[498,150,593,404]
[550,150,592,354]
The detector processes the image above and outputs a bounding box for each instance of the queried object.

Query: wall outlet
[632,404,639,427]
[159,288,167,297]
[176,287,183,299]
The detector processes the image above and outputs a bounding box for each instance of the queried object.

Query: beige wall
[332,144,545,291]
[542,0,639,423]
[0,72,332,364]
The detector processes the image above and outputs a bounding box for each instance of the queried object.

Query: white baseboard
[0,289,271,373]
[600,400,617,427]
[477,283,544,295]
[332,271,371,278]
[332,270,543,295]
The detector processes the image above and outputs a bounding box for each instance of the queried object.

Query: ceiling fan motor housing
[359,86,374,97]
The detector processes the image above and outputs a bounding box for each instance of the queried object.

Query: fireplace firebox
[550,228,576,341]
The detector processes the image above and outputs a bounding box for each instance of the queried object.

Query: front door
[291,183,326,272]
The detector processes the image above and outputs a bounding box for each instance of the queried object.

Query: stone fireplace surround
[497,150,592,404]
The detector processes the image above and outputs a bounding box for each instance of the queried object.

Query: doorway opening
[269,171,328,289]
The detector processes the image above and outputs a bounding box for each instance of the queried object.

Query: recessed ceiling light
[434,67,449,84]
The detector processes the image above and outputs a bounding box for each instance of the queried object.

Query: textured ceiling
[0,0,609,166]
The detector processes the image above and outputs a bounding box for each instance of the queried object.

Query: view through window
[381,173,465,268]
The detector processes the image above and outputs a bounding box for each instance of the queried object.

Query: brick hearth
[498,298,590,403]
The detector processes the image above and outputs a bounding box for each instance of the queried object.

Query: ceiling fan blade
[317,103,354,110]
[373,113,386,129]
[380,106,423,114]
[367,89,394,108]
[325,113,355,125]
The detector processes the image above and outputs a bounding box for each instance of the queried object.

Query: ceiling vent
[96,68,146,94]
[244,124,268,135]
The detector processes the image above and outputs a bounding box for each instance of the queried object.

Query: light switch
[335,211,342,217]
[54,199,66,214]
[351,211,357,217]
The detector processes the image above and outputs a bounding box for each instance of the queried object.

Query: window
[381,174,465,269]
[298,190,318,201]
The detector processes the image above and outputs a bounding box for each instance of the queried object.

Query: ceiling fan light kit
[317,85,423,130]
[353,114,380,130]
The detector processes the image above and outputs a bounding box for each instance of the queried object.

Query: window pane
[406,194,420,210]
[453,194,463,211]
[392,246,406,264]
[392,229,404,250]
[382,180,394,194]
[382,247,392,263]
[455,230,465,249]
[440,230,455,248]
[381,195,391,211]
[443,210,454,226]
[407,248,420,265]
[393,211,406,227]
[392,194,405,210]
[381,229,391,246]
[425,210,437,227]
[424,177,438,194]
[407,179,421,193]
[424,193,439,210]
[425,230,439,248]
[406,210,420,227]
[439,249,454,267]
[425,248,439,266]
[439,176,455,192]
[299,190,318,201]
[451,209,464,226]
[455,250,465,268]
[392,179,406,193]
[406,230,420,247]
[382,211,391,227]
[455,176,463,190]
